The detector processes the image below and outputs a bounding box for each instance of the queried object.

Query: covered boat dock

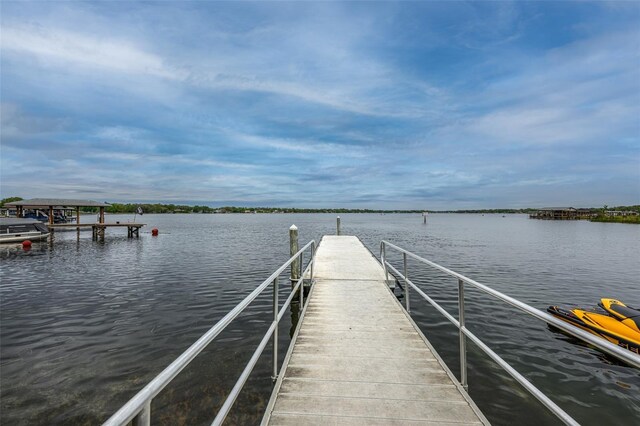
[5,198,144,239]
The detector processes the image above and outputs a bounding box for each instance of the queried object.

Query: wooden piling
[290,225,300,284]
[336,216,341,235]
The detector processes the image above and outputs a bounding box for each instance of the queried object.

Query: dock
[5,198,145,240]
[48,223,145,238]
[263,236,488,425]
[104,226,637,425]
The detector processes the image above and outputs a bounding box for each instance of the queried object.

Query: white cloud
[1,25,183,79]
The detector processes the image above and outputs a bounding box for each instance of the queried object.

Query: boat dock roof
[5,198,111,208]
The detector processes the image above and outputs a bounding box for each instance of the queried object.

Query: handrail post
[403,252,410,312]
[458,278,467,390]
[132,401,150,426]
[382,243,389,282]
[299,251,304,280]
[310,243,315,282]
[272,277,279,381]
[299,251,304,306]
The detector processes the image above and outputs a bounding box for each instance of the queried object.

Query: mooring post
[336,216,341,235]
[423,211,428,224]
[290,225,300,285]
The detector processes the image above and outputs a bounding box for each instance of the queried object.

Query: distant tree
[0,196,23,207]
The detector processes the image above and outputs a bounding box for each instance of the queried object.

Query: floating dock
[263,236,488,425]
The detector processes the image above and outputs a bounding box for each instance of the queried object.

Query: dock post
[458,278,468,389]
[336,216,341,235]
[289,225,299,285]
[423,211,428,224]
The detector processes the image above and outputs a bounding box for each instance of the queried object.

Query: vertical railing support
[310,243,315,283]
[382,243,389,282]
[132,401,151,426]
[298,250,304,306]
[403,252,410,312]
[299,251,303,280]
[458,278,468,390]
[272,277,279,381]
[336,216,341,235]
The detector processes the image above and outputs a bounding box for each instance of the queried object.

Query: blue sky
[1,1,639,209]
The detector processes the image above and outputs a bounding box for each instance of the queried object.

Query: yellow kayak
[599,298,640,333]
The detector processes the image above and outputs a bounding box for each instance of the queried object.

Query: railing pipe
[380,241,640,368]
[213,263,312,425]
[385,260,580,425]
[211,321,277,426]
[386,262,458,325]
[462,329,579,426]
[381,240,638,426]
[104,240,315,426]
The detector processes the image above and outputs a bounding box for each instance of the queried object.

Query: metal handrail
[104,240,316,426]
[380,240,640,426]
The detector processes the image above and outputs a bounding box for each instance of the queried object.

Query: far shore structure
[529,207,596,220]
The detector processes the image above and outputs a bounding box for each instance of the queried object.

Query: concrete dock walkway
[263,236,488,425]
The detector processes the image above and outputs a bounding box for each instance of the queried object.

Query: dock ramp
[263,236,488,425]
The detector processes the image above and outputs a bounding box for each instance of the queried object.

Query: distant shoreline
[102,203,639,215]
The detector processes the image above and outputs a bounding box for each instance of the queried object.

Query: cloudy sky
[1,1,638,209]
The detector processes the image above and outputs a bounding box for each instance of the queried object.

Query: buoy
[22,240,32,249]
[151,228,159,236]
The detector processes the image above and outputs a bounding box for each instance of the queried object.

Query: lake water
[1,213,638,425]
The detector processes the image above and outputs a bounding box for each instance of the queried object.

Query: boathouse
[5,198,144,239]
[529,207,595,220]
[5,198,110,225]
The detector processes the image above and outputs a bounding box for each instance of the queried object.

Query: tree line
[1,197,638,215]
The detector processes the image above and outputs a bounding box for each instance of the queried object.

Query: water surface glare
[1,213,639,425]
